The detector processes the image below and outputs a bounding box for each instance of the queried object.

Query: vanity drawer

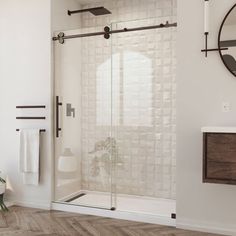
[207,133,236,151]
[206,161,236,180]
[206,133,236,163]
[203,132,236,184]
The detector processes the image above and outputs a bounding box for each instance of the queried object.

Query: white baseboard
[52,202,176,227]
[177,219,236,236]
[5,201,15,208]
[12,200,51,210]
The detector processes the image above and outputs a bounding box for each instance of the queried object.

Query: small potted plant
[0,174,8,211]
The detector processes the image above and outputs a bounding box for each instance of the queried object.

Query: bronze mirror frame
[218,3,236,77]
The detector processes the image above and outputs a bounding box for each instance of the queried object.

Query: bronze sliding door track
[53,21,177,44]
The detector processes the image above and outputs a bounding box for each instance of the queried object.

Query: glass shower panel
[54,26,115,209]
[111,18,176,213]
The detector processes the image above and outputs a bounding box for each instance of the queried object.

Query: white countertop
[201,127,236,133]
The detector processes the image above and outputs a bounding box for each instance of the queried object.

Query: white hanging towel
[19,129,40,185]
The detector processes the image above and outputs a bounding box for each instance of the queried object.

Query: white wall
[0,0,81,209]
[51,0,81,31]
[177,0,236,235]
[0,0,52,208]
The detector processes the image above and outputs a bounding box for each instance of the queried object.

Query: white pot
[0,183,6,195]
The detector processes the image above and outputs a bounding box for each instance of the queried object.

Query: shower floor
[67,191,176,218]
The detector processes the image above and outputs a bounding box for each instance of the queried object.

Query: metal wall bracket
[104,26,110,39]
[58,32,65,44]
[201,47,228,57]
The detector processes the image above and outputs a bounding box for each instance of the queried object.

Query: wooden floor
[0,206,221,236]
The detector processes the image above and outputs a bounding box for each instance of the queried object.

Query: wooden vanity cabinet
[203,132,236,185]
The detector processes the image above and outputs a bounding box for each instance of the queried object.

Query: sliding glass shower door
[110,18,176,214]
[54,17,176,216]
[54,26,116,210]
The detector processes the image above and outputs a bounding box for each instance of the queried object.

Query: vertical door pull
[56,96,62,138]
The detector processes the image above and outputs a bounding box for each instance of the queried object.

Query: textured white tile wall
[80,0,176,199]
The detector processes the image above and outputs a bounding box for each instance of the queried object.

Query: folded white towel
[19,129,40,185]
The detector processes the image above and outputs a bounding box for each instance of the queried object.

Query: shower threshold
[52,190,176,226]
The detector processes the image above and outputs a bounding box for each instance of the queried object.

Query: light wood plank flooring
[0,206,222,236]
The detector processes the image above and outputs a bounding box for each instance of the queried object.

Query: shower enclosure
[53,17,176,221]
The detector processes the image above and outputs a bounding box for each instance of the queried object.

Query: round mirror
[218,4,236,76]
